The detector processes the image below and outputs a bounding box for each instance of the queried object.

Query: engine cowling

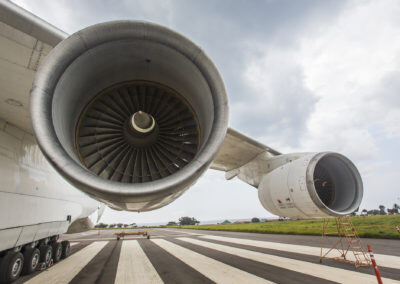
[258,152,363,218]
[30,21,228,211]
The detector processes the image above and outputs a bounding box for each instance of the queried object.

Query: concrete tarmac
[16,228,400,284]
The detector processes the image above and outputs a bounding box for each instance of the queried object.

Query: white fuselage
[0,118,99,252]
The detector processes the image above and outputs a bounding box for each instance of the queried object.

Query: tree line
[358,203,399,216]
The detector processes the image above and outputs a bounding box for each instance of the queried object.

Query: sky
[13,0,400,225]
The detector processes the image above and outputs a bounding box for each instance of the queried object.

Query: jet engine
[30,21,228,211]
[258,152,363,218]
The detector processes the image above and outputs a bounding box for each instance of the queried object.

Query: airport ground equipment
[0,1,365,281]
[320,216,370,267]
[115,231,150,240]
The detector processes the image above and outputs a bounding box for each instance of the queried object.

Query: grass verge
[172,215,400,239]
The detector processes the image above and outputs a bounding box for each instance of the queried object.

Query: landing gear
[39,245,52,267]
[51,243,62,263]
[61,241,70,259]
[0,251,24,283]
[22,248,40,275]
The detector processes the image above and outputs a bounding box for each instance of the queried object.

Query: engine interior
[313,154,362,214]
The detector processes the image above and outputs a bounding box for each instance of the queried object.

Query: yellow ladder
[320,217,371,267]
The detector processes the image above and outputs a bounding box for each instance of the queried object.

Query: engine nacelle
[258,152,363,218]
[31,21,228,211]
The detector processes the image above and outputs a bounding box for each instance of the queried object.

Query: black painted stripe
[69,240,122,284]
[169,238,336,284]
[192,236,400,281]
[138,238,215,284]
[169,229,400,257]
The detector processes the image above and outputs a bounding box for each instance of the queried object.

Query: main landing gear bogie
[0,237,71,283]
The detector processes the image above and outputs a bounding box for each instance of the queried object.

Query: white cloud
[242,0,400,211]
[298,0,400,157]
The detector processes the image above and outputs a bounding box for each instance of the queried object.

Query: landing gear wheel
[61,241,70,259]
[39,245,52,267]
[0,251,24,283]
[51,243,62,263]
[22,248,40,275]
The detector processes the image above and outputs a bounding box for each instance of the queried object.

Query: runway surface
[16,228,400,284]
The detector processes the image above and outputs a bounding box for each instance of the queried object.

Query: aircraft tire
[22,248,40,275]
[61,241,70,259]
[39,245,52,267]
[51,243,62,263]
[0,251,24,283]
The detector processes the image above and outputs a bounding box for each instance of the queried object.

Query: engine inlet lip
[306,152,363,217]
[30,21,229,202]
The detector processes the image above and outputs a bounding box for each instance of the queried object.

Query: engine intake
[258,152,363,218]
[31,21,228,211]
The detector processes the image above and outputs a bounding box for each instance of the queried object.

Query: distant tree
[167,221,178,226]
[130,223,137,227]
[179,217,199,225]
[117,223,124,228]
[361,209,368,216]
[123,224,129,228]
[95,223,108,228]
[394,203,400,210]
[108,223,116,228]
[379,205,387,215]
[251,217,260,223]
[221,220,231,224]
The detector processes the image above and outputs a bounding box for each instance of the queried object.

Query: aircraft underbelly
[0,119,99,251]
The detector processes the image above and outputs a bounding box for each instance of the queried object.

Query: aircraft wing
[0,0,66,133]
[211,127,281,172]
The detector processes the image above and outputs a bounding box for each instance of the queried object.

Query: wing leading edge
[211,127,281,172]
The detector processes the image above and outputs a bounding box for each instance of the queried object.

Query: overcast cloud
[13,0,400,224]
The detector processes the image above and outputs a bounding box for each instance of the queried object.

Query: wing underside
[0,0,66,133]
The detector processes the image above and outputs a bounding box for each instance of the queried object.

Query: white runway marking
[115,240,163,284]
[25,241,108,284]
[70,242,79,246]
[200,235,400,269]
[180,237,399,284]
[152,239,273,284]
[158,229,203,236]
